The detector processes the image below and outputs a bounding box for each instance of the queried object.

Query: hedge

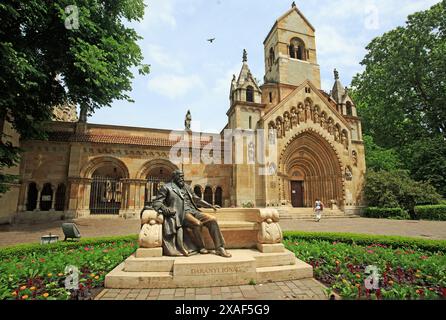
[415,205,446,221]
[0,235,138,259]
[363,207,410,220]
[283,231,446,253]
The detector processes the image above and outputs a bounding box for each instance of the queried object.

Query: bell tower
[263,3,321,89]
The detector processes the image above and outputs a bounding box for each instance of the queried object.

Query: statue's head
[172,170,185,188]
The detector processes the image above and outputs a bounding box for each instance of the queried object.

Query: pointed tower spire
[331,68,346,104]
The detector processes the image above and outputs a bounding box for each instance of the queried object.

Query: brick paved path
[95,279,333,301]
[1,217,445,247]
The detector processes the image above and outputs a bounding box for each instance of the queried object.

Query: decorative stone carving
[327,119,334,135]
[139,208,164,248]
[283,113,290,132]
[342,132,349,149]
[298,104,305,123]
[290,109,298,128]
[334,128,340,141]
[256,209,283,244]
[268,126,276,144]
[52,103,78,122]
[313,109,319,124]
[352,150,358,166]
[304,101,311,122]
[276,119,283,138]
[345,166,353,181]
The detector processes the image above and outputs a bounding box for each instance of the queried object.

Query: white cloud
[148,74,204,99]
[146,44,184,72]
[138,0,176,30]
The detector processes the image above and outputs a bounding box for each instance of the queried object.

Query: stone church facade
[0,5,365,224]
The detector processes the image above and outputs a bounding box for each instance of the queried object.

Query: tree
[0,0,149,193]
[352,1,446,148]
[400,136,446,197]
[363,135,402,172]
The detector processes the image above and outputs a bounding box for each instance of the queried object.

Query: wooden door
[291,181,304,207]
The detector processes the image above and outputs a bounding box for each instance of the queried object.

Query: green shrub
[364,170,441,215]
[363,207,410,220]
[283,231,446,253]
[0,235,138,260]
[415,205,446,221]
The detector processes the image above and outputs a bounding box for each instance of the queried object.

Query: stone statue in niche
[304,101,311,122]
[352,150,358,166]
[276,120,283,138]
[327,119,334,135]
[334,128,340,141]
[283,114,290,132]
[313,110,320,125]
[320,114,326,129]
[345,167,353,181]
[290,109,298,128]
[341,132,349,149]
[298,104,305,123]
[268,125,276,144]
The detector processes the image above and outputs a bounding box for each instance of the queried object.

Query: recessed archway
[280,131,343,207]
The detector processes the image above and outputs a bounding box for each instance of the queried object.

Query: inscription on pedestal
[190,264,247,275]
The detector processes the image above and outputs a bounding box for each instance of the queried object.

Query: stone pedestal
[106,208,314,289]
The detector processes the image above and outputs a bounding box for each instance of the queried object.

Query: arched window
[194,185,202,199]
[26,182,38,211]
[346,102,353,116]
[55,184,66,211]
[269,47,275,67]
[215,187,223,207]
[40,183,53,211]
[289,38,306,60]
[246,86,254,102]
[204,186,213,205]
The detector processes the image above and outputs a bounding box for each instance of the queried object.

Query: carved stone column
[35,184,42,212]
[50,184,57,211]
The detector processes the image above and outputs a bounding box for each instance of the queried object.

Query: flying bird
[207,38,216,43]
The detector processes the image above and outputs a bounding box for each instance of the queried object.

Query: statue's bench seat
[139,208,284,254]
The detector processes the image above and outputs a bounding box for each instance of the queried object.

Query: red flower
[84,247,90,251]
[367,250,374,254]
[441,288,446,297]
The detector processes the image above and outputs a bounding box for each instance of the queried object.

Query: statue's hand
[162,207,176,217]
[212,205,221,212]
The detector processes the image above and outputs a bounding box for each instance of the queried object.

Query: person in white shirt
[314,198,325,222]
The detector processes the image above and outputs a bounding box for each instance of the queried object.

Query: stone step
[253,251,296,268]
[125,256,175,272]
[105,263,174,289]
[256,258,313,283]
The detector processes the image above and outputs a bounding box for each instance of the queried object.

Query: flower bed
[0,236,138,300]
[283,232,446,300]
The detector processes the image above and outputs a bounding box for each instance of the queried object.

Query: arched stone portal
[280,131,343,208]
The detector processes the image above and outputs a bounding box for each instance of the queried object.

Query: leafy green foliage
[0,0,149,192]
[352,1,446,198]
[352,1,446,147]
[283,231,446,253]
[399,136,446,197]
[364,170,441,214]
[363,135,402,172]
[364,207,410,220]
[415,205,446,221]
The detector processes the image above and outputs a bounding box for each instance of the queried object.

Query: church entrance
[281,132,343,208]
[290,181,304,207]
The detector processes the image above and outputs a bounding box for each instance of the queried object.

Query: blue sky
[89,0,440,133]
